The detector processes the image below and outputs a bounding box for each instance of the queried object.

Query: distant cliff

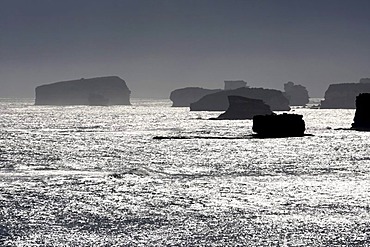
[170,87,221,107]
[190,87,290,111]
[283,81,309,106]
[35,76,131,105]
[320,81,370,109]
[224,80,247,90]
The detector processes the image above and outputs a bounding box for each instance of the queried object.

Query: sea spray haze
[0,98,370,246]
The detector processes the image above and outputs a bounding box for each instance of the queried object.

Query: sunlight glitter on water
[0,98,369,246]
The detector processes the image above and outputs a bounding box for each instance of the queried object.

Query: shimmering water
[0,98,369,246]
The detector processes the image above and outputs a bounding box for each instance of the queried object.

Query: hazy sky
[1,0,370,98]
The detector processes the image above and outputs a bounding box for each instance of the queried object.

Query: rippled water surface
[0,98,369,246]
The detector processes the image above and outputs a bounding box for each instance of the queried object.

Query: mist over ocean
[0,98,369,246]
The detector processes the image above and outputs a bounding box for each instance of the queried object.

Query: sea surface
[0,98,369,246]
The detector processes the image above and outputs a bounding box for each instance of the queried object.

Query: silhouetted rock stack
[214,96,272,120]
[351,93,370,131]
[283,81,309,106]
[320,78,370,109]
[35,76,131,105]
[190,87,290,111]
[252,113,305,137]
[170,87,221,107]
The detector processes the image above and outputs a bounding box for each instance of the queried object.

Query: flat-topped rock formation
[284,81,309,106]
[224,80,247,90]
[190,87,290,111]
[214,95,272,120]
[351,93,370,131]
[170,87,222,107]
[252,113,305,138]
[35,76,131,105]
[320,79,370,109]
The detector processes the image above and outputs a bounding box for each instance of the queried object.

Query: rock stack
[351,93,370,131]
[252,113,305,137]
[190,87,290,111]
[283,81,309,106]
[169,87,221,107]
[35,76,131,105]
[215,96,272,120]
[320,78,370,109]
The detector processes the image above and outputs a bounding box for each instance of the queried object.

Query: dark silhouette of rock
[351,93,370,131]
[320,80,370,109]
[284,81,309,106]
[252,113,305,137]
[214,95,272,120]
[224,80,247,90]
[35,76,131,105]
[190,87,290,111]
[170,87,221,107]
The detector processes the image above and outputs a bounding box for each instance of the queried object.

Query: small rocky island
[320,78,370,109]
[283,81,309,106]
[169,87,221,107]
[351,93,370,131]
[190,87,290,111]
[252,113,306,138]
[35,76,131,105]
[214,95,272,120]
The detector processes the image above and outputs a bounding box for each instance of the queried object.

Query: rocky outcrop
[35,76,131,105]
[190,87,290,111]
[170,87,222,107]
[284,81,309,106]
[214,96,272,120]
[351,93,370,131]
[252,113,305,137]
[320,80,370,109]
[224,80,247,90]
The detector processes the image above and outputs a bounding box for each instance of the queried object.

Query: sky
[1,0,370,98]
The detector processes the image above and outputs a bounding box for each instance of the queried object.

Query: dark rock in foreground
[252,113,305,137]
[284,81,309,106]
[320,80,370,109]
[190,87,290,111]
[170,87,222,107]
[214,95,272,120]
[351,93,370,131]
[35,76,131,105]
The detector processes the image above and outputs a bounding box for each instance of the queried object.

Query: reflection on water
[0,99,369,246]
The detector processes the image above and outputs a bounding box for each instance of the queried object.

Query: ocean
[0,98,369,246]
